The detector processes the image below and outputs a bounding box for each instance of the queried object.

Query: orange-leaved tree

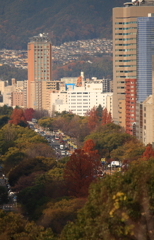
[9,108,28,127]
[102,108,113,126]
[82,139,99,158]
[64,149,101,197]
[142,144,154,160]
[86,106,99,131]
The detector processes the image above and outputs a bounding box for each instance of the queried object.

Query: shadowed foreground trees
[60,160,154,240]
[0,186,8,204]
[40,198,86,233]
[0,210,55,240]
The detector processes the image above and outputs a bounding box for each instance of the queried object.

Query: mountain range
[0,0,125,49]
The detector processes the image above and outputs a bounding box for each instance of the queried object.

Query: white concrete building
[51,91,68,115]
[51,81,113,116]
[60,77,78,84]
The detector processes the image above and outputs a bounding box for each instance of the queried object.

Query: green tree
[85,123,132,158]
[8,156,56,187]
[111,139,145,163]
[0,105,13,116]
[60,160,154,240]
[96,104,103,121]
[38,117,53,130]
[0,116,9,128]
[40,198,86,234]
[0,210,55,240]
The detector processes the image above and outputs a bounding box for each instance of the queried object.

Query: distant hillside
[0,0,125,49]
[0,64,27,82]
[53,56,113,80]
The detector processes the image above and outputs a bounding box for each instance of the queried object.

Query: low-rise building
[51,80,113,116]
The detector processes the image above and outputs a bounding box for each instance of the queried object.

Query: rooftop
[29,33,51,43]
[124,0,154,6]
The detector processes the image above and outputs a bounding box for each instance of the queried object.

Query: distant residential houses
[0,38,112,69]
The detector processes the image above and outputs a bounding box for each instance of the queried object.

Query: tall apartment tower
[136,14,154,140]
[137,15,154,102]
[113,0,154,134]
[27,33,52,111]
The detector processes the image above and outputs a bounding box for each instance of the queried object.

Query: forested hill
[0,0,125,49]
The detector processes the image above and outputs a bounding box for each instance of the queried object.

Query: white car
[108,161,122,168]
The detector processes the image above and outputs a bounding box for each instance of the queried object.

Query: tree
[38,117,53,130]
[9,108,28,127]
[0,115,9,128]
[24,108,35,121]
[0,105,13,116]
[63,149,101,197]
[111,139,145,163]
[102,107,113,126]
[0,186,8,204]
[85,123,132,158]
[40,198,86,234]
[2,147,26,174]
[8,156,56,187]
[25,142,55,159]
[60,160,154,240]
[82,139,99,157]
[12,172,42,192]
[86,106,99,131]
[96,104,103,121]
[0,210,55,240]
[142,143,154,160]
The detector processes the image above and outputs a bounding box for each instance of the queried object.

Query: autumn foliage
[9,108,28,127]
[24,108,35,121]
[82,139,99,158]
[102,108,113,126]
[142,144,154,160]
[86,106,113,131]
[64,149,101,197]
[86,106,99,131]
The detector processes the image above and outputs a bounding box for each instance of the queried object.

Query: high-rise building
[27,33,52,111]
[135,14,154,139]
[112,0,154,134]
[137,55,154,145]
[137,15,154,102]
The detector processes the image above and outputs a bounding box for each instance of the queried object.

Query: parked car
[108,161,122,168]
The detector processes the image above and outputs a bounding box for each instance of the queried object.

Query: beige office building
[27,33,53,112]
[11,91,24,108]
[113,0,154,130]
[140,55,154,145]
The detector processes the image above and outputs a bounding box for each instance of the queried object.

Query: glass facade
[137,16,154,102]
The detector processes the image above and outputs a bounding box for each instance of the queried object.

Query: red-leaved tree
[86,106,99,131]
[64,149,101,197]
[9,108,28,127]
[24,108,35,121]
[142,144,154,160]
[82,139,99,157]
[102,108,113,126]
